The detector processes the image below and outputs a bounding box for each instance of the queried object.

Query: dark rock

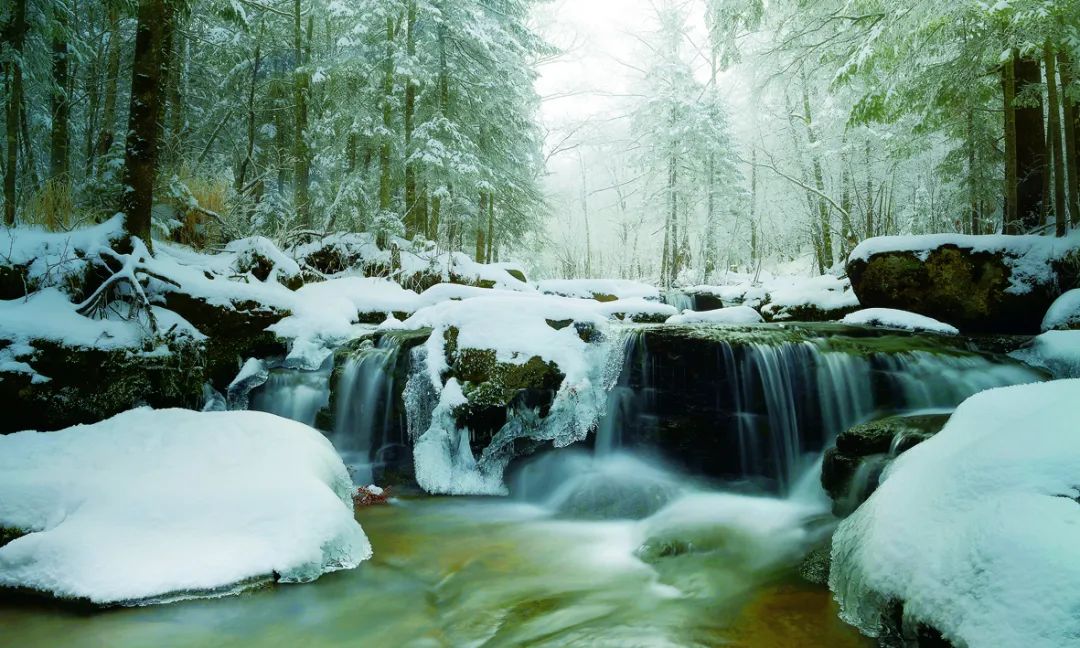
[690,291,725,312]
[799,540,832,586]
[847,241,1080,334]
[0,338,206,434]
[0,527,27,548]
[822,413,950,515]
[162,292,288,390]
[0,263,30,299]
[761,301,859,323]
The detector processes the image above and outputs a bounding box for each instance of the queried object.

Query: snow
[594,297,678,321]
[1011,331,1080,379]
[761,274,859,318]
[830,380,1080,648]
[0,408,371,605]
[666,305,764,325]
[841,308,959,335]
[536,279,660,301]
[1042,289,1080,331]
[849,232,1080,295]
[0,215,124,291]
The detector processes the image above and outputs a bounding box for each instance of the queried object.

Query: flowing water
[0,452,870,647]
[0,324,1043,646]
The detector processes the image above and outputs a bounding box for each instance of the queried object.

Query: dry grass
[171,167,233,248]
[23,179,76,231]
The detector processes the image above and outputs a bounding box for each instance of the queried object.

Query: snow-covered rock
[666,305,765,325]
[1011,330,1080,379]
[760,274,860,322]
[0,408,371,605]
[536,279,660,302]
[0,215,124,298]
[841,308,959,335]
[830,380,1080,647]
[1042,289,1080,331]
[847,232,1080,333]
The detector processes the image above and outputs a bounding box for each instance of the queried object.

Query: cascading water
[331,335,411,485]
[661,290,694,313]
[249,358,332,428]
[597,327,1044,493]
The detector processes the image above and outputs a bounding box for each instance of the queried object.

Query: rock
[506,268,527,283]
[162,292,288,390]
[799,541,831,586]
[1042,288,1080,331]
[847,239,1080,334]
[0,338,206,434]
[0,526,27,549]
[760,301,859,323]
[822,413,950,516]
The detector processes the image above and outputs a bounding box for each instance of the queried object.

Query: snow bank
[830,380,1080,647]
[1042,289,1080,331]
[0,408,370,605]
[841,308,959,335]
[849,232,1080,295]
[666,305,764,325]
[537,279,660,301]
[1011,331,1080,379]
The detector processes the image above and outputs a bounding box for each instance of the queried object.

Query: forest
[3,1,1080,647]
[3,0,1080,281]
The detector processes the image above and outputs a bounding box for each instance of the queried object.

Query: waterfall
[661,290,694,313]
[249,358,332,428]
[598,330,1044,493]
[331,335,410,485]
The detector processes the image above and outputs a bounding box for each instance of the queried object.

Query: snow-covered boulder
[0,289,207,433]
[1011,330,1080,379]
[759,274,860,322]
[0,216,125,299]
[0,408,371,605]
[536,279,660,302]
[830,380,1080,647]
[666,305,765,325]
[1042,288,1080,331]
[847,233,1080,333]
[841,308,959,335]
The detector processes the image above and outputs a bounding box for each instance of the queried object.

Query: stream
[0,324,1043,646]
[0,452,869,647]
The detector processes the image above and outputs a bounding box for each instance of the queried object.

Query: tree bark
[485,193,494,264]
[4,0,27,225]
[236,23,264,194]
[1045,42,1067,235]
[1015,56,1047,230]
[120,0,176,248]
[403,0,419,238]
[50,4,71,182]
[293,0,311,225]
[801,77,833,267]
[379,15,395,221]
[966,110,978,234]
[1059,50,1079,227]
[1003,52,1019,233]
[95,5,123,167]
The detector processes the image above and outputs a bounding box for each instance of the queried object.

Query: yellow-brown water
[0,496,870,647]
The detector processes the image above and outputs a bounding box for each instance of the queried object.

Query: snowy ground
[841,308,958,335]
[830,380,1080,647]
[0,408,370,605]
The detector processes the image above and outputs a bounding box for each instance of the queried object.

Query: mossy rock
[162,292,288,389]
[233,250,303,290]
[848,242,1079,334]
[760,301,859,323]
[506,269,527,283]
[821,413,950,515]
[0,338,207,434]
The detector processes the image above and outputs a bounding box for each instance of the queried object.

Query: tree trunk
[801,80,833,268]
[966,109,978,234]
[475,193,486,262]
[120,0,176,248]
[485,193,494,263]
[1015,56,1047,230]
[403,0,420,238]
[236,24,264,194]
[96,5,123,164]
[1045,42,1067,235]
[4,0,27,225]
[1003,52,1019,233]
[293,0,311,225]
[379,14,394,217]
[165,24,186,165]
[1059,50,1079,227]
[50,4,71,182]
